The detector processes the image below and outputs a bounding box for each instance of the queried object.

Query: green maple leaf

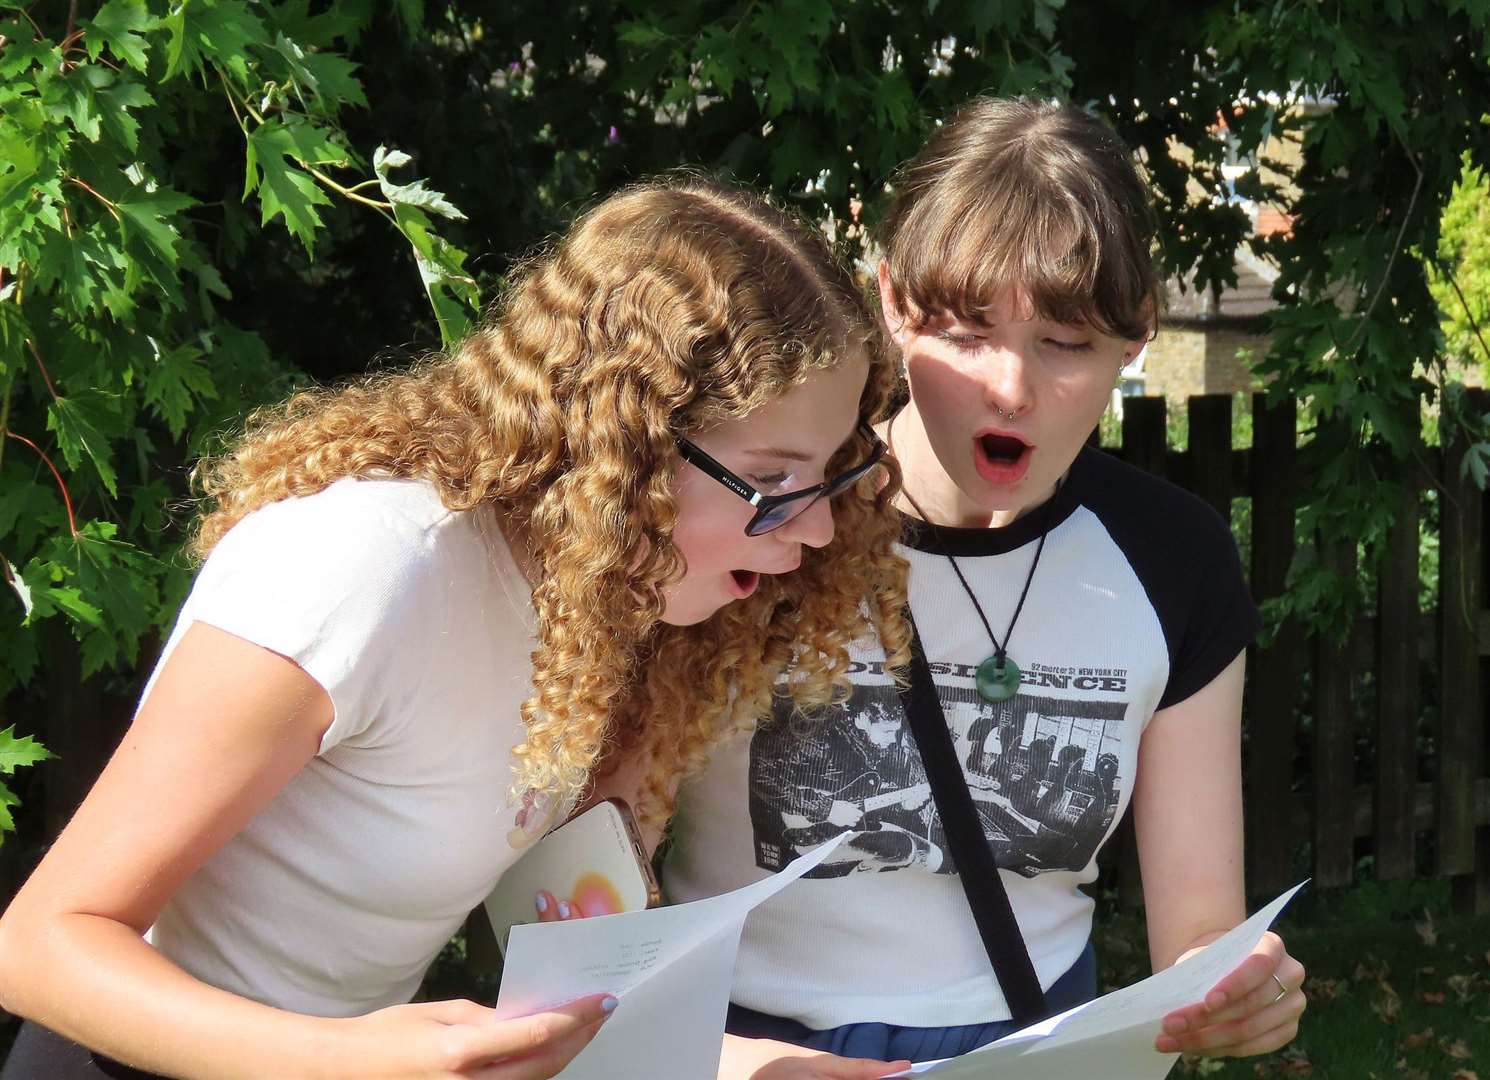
[270,33,367,113]
[70,522,158,670]
[143,337,217,439]
[0,624,38,689]
[163,0,267,83]
[85,0,153,74]
[35,224,127,319]
[0,725,51,835]
[47,389,122,496]
[374,147,478,346]
[0,780,18,835]
[97,81,154,153]
[244,120,346,252]
[0,724,54,775]
[0,126,42,210]
[373,147,465,221]
[19,560,104,628]
[268,0,364,49]
[116,185,196,270]
[56,75,103,142]
[0,469,64,551]
[0,24,60,79]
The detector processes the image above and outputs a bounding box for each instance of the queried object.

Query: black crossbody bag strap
[894,606,1048,1025]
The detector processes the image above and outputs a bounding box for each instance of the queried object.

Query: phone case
[482,798,660,955]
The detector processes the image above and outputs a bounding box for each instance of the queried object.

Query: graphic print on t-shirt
[748,678,1128,879]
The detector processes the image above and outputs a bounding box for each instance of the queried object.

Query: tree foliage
[0,0,475,840]
[1431,153,1490,384]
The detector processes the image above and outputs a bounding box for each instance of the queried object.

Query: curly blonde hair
[193,177,909,827]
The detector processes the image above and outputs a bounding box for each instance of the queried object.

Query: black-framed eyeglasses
[674,421,887,536]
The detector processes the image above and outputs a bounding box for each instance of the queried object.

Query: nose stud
[995,405,1024,421]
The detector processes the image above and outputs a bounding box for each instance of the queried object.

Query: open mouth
[729,569,761,597]
[980,433,1029,465]
[974,431,1034,484]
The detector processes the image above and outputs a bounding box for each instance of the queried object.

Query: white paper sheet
[891,881,1306,1080]
[492,832,851,1080]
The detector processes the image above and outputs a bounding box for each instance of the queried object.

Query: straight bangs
[880,98,1159,342]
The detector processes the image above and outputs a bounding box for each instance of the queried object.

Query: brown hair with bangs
[878,97,1159,341]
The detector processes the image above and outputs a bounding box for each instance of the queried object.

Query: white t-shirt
[142,477,547,1017]
[664,448,1258,1029]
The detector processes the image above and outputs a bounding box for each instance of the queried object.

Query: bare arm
[1132,651,1248,970]
[1133,651,1306,1058]
[0,622,613,1079]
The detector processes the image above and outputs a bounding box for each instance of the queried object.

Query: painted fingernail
[558,900,572,918]
[601,995,619,1013]
[535,892,549,913]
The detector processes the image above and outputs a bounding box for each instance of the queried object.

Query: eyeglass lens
[745,458,877,536]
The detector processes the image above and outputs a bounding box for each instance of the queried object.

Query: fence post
[1114,396,1168,908]
[1246,394,1298,899]
[1313,532,1357,888]
[1374,463,1421,882]
[1188,395,1233,519]
[1441,392,1489,913]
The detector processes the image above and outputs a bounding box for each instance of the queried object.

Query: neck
[886,405,1054,530]
[494,511,541,586]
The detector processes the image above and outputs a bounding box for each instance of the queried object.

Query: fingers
[455,993,619,1070]
[1202,935,1284,1011]
[534,891,559,923]
[476,1015,610,1080]
[534,890,586,921]
[1157,979,1306,1056]
[1156,996,1302,1057]
[833,1058,912,1078]
[1156,935,1307,1059]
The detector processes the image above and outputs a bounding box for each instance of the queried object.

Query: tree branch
[3,431,78,537]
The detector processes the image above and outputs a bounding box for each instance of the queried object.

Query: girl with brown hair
[0,177,910,1080]
[664,98,1307,1068]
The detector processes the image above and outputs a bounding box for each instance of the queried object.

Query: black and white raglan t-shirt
[663,446,1260,1029]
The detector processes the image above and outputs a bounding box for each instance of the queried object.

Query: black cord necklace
[893,419,1062,703]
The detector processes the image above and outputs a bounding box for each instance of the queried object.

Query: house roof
[1162,245,1279,330]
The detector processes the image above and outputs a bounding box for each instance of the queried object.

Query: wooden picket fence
[1099,391,1490,914]
[4,392,1487,916]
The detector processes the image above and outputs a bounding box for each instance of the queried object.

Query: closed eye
[936,331,984,350]
[1044,338,1093,353]
[751,472,794,490]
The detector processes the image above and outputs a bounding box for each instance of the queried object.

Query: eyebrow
[741,446,814,462]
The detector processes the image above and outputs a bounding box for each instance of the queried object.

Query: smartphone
[482,797,661,955]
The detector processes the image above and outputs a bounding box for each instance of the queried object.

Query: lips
[973,429,1033,485]
[729,569,761,597]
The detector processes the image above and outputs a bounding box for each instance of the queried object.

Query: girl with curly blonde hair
[0,178,911,1080]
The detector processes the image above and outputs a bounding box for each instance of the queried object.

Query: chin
[658,598,723,627]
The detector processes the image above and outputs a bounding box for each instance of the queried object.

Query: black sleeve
[1071,449,1261,712]
[1155,500,1260,710]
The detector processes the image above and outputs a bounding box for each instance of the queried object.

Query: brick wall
[1142,325,1265,399]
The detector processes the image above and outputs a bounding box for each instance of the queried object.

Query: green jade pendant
[976,654,1022,702]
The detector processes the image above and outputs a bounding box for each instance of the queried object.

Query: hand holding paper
[891,882,1306,1080]
[493,833,854,1080]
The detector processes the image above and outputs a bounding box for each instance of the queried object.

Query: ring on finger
[1270,972,1289,1004]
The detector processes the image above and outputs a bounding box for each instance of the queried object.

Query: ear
[876,261,910,346]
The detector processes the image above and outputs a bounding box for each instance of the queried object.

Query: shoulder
[195,478,512,650]
[1066,447,1234,557]
[210,478,480,583]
